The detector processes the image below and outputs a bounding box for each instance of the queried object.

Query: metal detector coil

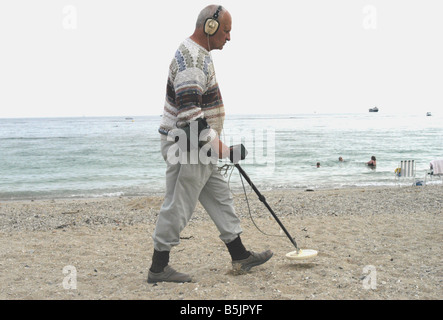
[286,249,318,260]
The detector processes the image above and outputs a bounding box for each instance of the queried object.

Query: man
[148,5,273,284]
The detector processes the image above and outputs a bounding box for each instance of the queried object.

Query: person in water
[367,156,376,167]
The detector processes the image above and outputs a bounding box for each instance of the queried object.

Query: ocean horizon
[0,112,442,200]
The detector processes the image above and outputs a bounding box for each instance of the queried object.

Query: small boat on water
[369,107,379,112]
[426,112,432,116]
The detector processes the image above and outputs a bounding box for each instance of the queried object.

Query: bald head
[195,5,227,29]
[190,5,231,51]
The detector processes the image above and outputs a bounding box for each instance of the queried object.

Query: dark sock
[225,236,251,261]
[149,250,170,273]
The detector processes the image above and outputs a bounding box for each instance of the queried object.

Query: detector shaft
[235,164,299,250]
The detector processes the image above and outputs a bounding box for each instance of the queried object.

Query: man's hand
[229,144,248,163]
[211,136,247,161]
[218,139,230,159]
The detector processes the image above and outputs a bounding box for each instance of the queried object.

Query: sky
[0,0,442,118]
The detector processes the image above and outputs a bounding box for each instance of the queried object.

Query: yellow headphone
[204,6,222,36]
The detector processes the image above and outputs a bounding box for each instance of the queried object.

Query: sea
[0,113,442,200]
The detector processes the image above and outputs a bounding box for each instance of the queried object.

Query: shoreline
[0,183,440,208]
[0,179,438,203]
[1,184,442,299]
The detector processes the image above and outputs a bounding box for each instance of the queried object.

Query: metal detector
[234,163,318,261]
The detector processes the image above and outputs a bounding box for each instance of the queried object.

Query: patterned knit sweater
[159,38,225,139]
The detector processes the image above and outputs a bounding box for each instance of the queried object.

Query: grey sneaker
[147,265,192,284]
[232,250,273,272]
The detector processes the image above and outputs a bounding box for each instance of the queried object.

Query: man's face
[210,11,231,50]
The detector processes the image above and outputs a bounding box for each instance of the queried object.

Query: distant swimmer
[367,156,376,167]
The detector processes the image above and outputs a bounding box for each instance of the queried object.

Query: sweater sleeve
[173,68,207,122]
[173,68,218,142]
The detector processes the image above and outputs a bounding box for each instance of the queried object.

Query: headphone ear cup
[204,18,220,36]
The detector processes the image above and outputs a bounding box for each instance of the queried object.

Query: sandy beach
[0,185,442,300]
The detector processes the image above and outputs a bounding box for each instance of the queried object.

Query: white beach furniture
[424,159,443,184]
[395,160,417,185]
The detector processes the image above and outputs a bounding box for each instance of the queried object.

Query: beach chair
[424,159,443,184]
[395,160,417,185]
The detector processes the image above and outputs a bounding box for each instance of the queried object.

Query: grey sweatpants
[152,137,243,252]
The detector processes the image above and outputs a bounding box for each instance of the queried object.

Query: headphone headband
[213,6,222,20]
